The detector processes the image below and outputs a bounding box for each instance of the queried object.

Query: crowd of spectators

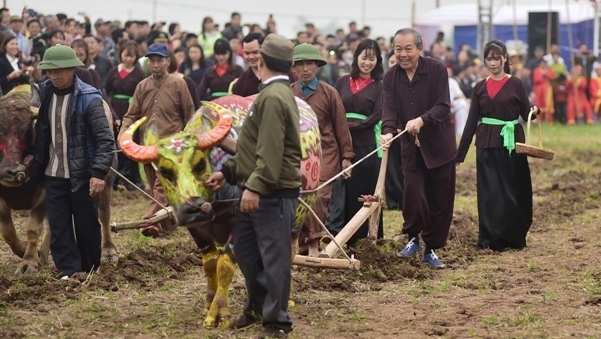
[0,6,599,127]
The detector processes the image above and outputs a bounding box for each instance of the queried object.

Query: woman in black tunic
[456,40,539,251]
[333,39,384,246]
[105,41,146,190]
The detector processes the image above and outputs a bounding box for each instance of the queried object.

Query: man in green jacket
[206,33,300,339]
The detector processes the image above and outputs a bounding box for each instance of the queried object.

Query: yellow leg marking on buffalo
[204,254,236,329]
[201,249,219,318]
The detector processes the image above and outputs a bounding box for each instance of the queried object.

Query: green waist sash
[113,94,133,105]
[346,112,383,158]
[481,117,519,154]
[212,91,228,98]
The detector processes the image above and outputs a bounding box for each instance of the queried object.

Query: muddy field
[1,132,601,339]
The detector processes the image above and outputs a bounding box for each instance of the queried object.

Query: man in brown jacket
[291,43,354,257]
[119,43,196,237]
[381,28,456,269]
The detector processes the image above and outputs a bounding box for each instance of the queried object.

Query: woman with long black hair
[196,38,243,100]
[332,39,384,245]
[456,40,539,251]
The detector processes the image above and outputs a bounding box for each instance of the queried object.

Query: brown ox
[0,85,118,274]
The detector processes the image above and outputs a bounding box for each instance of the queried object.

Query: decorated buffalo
[0,85,118,275]
[119,94,321,328]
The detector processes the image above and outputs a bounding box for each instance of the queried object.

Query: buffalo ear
[219,137,237,155]
[183,111,205,134]
[30,83,41,109]
[30,106,39,118]
[143,117,160,147]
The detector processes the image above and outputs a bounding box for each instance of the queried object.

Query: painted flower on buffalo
[164,138,190,154]
[301,148,321,190]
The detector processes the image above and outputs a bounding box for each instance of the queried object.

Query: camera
[27,9,38,18]
[22,59,34,67]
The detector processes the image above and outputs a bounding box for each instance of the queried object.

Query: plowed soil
[1,147,601,339]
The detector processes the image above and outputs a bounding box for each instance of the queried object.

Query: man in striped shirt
[34,45,114,279]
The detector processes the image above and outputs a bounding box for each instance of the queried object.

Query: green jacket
[223,78,301,196]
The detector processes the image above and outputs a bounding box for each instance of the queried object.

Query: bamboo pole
[512,0,518,47]
[594,0,600,58]
[411,1,416,28]
[546,0,552,55]
[566,0,581,117]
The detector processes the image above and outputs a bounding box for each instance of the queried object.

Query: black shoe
[257,326,290,338]
[229,313,260,330]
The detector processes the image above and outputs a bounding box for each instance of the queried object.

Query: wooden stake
[293,255,361,270]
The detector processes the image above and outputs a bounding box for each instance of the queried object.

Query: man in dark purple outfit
[380,28,456,269]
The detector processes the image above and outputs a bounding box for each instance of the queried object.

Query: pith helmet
[38,45,84,70]
[293,43,327,67]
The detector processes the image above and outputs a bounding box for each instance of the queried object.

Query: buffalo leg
[99,171,118,263]
[205,250,236,329]
[39,221,50,265]
[0,200,26,258]
[188,227,221,326]
[16,191,47,274]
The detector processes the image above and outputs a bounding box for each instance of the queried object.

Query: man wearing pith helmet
[33,45,115,279]
[291,43,354,257]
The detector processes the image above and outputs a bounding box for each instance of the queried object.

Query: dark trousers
[234,197,297,331]
[325,178,345,235]
[555,103,567,124]
[46,177,101,276]
[402,151,455,249]
[385,138,404,210]
[113,129,144,189]
[142,163,176,232]
[114,152,143,188]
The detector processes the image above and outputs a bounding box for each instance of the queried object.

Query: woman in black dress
[456,40,539,251]
[333,39,384,245]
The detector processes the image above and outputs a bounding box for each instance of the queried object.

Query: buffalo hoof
[101,252,119,264]
[14,263,38,275]
[203,315,217,329]
[102,244,119,264]
[217,315,231,330]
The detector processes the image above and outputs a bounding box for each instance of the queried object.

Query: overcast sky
[4,0,576,39]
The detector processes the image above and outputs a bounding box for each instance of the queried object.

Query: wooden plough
[110,132,401,271]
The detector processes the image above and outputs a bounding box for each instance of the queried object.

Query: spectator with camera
[8,15,30,59]
[0,33,33,95]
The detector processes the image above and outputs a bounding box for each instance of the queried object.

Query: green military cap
[293,43,327,67]
[38,45,85,70]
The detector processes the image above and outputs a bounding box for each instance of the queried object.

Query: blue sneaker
[421,249,445,269]
[397,237,420,257]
